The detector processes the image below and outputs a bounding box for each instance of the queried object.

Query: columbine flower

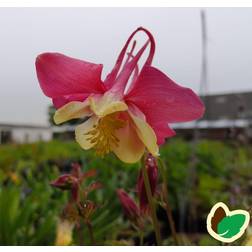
[137,154,158,213]
[36,27,204,163]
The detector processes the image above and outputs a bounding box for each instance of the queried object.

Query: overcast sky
[0,8,252,125]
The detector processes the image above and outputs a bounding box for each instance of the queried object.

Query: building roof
[171,119,251,129]
[0,123,51,130]
[201,91,252,121]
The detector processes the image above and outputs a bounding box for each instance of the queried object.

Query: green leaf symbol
[217,214,246,238]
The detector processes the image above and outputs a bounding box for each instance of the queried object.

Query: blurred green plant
[0,170,66,245]
[0,139,252,245]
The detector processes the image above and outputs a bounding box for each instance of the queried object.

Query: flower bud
[137,154,158,213]
[117,189,140,221]
[50,174,78,190]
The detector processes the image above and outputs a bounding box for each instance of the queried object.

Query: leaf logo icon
[207,202,250,243]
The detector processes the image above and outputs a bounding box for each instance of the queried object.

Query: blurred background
[1,7,252,245]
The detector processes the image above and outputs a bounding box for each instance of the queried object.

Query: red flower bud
[50,174,78,190]
[137,154,158,213]
[117,189,140,221]
[51,163,100,203]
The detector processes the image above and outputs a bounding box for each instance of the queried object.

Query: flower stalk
[139,230,144,246]
[158,157,179,245]
[141,157,162,245]
[86,221,95,245]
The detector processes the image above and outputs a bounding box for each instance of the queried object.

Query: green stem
[86,221,95,245]
[139,230,144,246]
[158,157,179,245]
[77,222,84,245]
[142,158,162,245]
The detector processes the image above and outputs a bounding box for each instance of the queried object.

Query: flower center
[85,113,125,157]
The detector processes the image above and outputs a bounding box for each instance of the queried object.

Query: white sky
[0,8,252,125]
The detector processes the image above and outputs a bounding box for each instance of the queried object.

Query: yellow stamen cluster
[85,114,125,157]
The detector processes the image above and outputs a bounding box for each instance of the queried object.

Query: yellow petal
[245,234,252,246]
[54,101,91,125]
[75,116,99,150]
[55,219,74,246]
[129,111,159,156]
[89,93,128,117]
[111,119,145,163]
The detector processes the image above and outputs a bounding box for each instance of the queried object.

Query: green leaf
[217,214,246,238]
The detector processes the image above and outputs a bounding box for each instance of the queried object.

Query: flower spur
[36,27,204,163]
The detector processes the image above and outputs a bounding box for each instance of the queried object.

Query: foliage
[0,139,252,245]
